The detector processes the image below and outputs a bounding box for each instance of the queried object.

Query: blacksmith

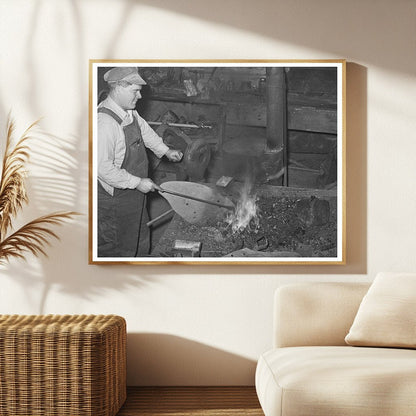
[97,67,182,257]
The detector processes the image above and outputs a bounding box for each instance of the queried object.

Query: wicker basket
[0,314,126,416]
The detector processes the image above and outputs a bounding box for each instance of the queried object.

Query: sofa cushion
[345,272,416,348]
[274,283,370,348]
[256,346,416,416]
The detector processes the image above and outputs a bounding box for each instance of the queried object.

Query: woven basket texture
[0,314,126,416]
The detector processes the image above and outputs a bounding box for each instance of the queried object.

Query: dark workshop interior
[98,65,339,258]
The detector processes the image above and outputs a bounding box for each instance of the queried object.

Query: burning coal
[226,180,259,233]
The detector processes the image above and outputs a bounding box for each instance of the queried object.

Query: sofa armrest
[274,282,370,348]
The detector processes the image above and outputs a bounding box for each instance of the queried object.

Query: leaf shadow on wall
[126,333,257,386]
[134,0,413,76]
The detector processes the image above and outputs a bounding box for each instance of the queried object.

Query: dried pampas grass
[0,115,78,264]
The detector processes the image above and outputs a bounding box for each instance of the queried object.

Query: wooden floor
[117,386,264,416]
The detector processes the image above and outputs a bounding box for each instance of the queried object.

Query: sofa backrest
[273,282,370,348]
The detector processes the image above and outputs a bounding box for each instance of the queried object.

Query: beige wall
[0,0,415,385]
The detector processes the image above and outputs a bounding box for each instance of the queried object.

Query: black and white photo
[89,60,345,264]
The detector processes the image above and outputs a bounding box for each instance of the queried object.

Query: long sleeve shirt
[97,96,169,196]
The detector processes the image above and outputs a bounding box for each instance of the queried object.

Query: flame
[226,181,259,233]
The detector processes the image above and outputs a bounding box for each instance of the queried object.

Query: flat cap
[103,67,146,85]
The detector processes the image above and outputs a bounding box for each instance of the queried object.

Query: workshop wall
[132,66,338,189]
[0,0,415,385]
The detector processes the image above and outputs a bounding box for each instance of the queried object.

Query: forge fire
[153,184,337,258]
[226,181,259,234]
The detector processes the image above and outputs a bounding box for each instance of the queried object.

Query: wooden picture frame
[89,60,346,265]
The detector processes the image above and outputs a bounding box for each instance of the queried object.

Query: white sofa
[255,282,416,416]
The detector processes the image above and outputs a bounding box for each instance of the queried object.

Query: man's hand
[165,149,183,162]
[136,178,161,193]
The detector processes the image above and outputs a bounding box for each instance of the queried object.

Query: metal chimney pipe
[266,67,287,150]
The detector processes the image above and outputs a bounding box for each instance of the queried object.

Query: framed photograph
[89,60,345,265]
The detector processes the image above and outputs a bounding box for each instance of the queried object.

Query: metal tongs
[147,181,234,227]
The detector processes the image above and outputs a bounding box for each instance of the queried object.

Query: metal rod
[148,121,212,129]
[159,189,234,210]
[146,208,174,227]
